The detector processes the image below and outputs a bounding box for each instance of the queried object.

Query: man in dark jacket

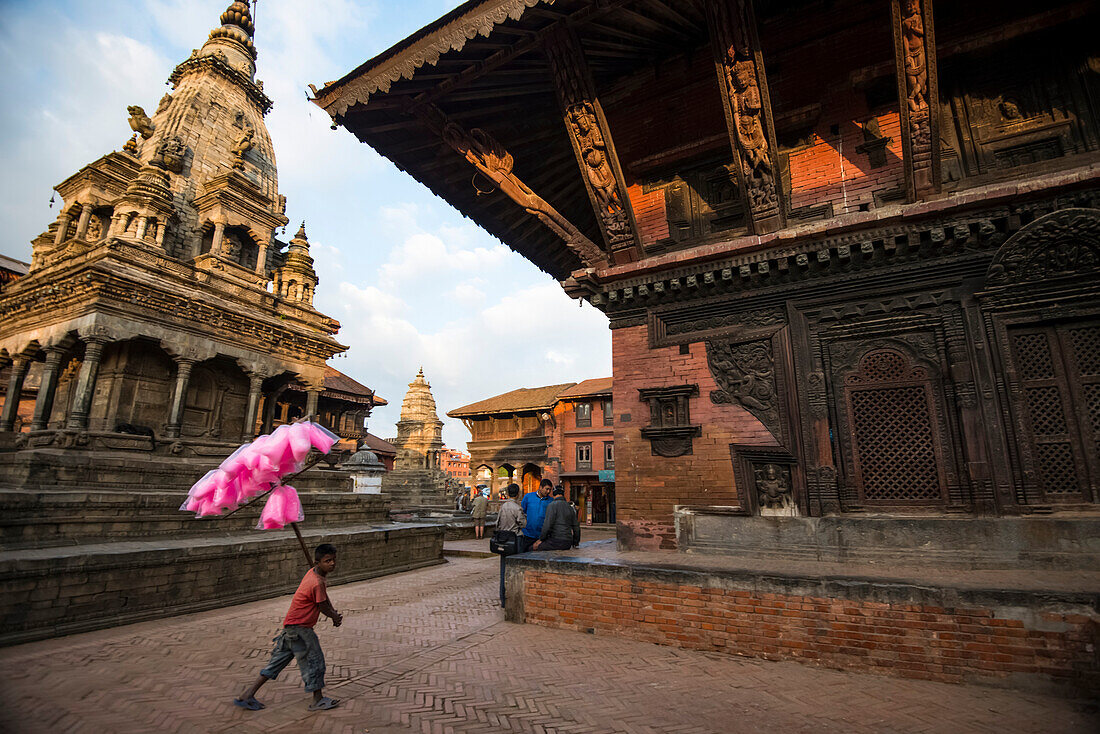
[533,486,580,551]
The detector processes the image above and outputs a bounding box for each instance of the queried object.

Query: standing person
[534,486,581,551]
[470,486,489,539]
[518,478,554,554]
[234,543,343,712]
[495,483,526,607]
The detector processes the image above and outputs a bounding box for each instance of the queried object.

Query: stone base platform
[0,521,444,646]
[505,539,1100,694]
[676,510,1100,570]
[0,444,353,493]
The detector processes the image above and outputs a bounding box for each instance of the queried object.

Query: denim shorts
[259,625,326,692]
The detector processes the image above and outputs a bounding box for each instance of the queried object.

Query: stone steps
[0,487,389,550]
[0,521,445,647]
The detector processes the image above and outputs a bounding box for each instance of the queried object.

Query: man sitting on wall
[518,478,553,553]
[533,486,580,551]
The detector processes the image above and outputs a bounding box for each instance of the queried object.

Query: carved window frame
[576,442,592,471]
[575,402,591,427]
[836,346,951,508]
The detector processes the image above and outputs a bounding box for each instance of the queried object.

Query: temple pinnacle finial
[296,221,307,239]
[220,1,255,38]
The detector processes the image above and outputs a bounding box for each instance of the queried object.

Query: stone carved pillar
[54,212,73,246]
[891,0,940,199]
[66,337,108,430]
[74,203,94,240]
[134,216,149,241]
[211,221,226,256]
[243,374,264,440]
[155,222,167,249]
[544,26,642,264]
[30,346,67,431]
[256,241,269,275]
[305,388,321,419]
[164,358,195,439]
[0,356,31,432]
[706,0,784,234]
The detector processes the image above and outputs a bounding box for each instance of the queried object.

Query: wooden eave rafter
[316,0,720,279]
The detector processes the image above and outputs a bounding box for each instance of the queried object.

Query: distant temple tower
[382,369,448,508]
[393,368,444,470]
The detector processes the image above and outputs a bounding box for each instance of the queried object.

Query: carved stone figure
[900,0,933,190]
[85,215,103,242]
[232,124,254,169]
[755,463,794,513]
[127,106,155,139]
[156,93,173,115]
[151,136,186,174]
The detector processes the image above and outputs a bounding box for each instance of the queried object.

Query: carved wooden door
[1005,323,1100,504]
[838,348,949,508]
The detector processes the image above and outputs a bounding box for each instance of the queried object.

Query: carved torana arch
[986,208,1100,287]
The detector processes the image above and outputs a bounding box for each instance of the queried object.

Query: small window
[603,441,614,468]
[602,399,613,426]
[576,402,592,427]
[577,442,592,470]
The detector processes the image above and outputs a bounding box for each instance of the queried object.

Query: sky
[0,0,612,451]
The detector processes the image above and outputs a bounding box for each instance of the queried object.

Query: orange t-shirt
[283,568,328,628]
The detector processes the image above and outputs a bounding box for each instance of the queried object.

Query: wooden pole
[290,522,313,567]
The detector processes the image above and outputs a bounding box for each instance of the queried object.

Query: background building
[555,378,615,524]
[381,368,450,507]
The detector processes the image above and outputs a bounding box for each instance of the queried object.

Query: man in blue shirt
[518,478,554,553]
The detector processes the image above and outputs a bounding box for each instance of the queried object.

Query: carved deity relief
[85,215,103,242]
[707,338,781,437]
[545,28,637,254]
[232,123,254,169]
[755,463,795,516]
[709,0,780,223]
[127,106,155,139]
[156,93,173,115]
[896,0,936,193]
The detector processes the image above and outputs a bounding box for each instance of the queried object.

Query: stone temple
[382,369,449,508]
[0,2,442,646]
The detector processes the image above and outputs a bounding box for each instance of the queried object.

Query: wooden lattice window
[843,349,947,505]
[1007,325,1098,503]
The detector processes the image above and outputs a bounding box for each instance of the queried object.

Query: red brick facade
[613,325,776,549]
[524,570,1099,691]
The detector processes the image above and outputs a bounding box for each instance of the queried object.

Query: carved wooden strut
[706,0,784,234]
[411,102,608,270]
[544,25,642,264]
[891,0,940,199]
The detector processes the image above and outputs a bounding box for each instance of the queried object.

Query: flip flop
[308,697,340,711]
[233,697,265,711]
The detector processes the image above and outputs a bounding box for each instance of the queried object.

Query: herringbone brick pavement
[0,556,1095,734]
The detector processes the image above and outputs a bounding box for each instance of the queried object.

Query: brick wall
[613,325,778,549]
[522,569,1100,692]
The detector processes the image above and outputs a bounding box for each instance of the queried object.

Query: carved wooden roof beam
[706,0,785,235]
[891,0,941,200]
[544,24,644,266]
[409,101,609,270]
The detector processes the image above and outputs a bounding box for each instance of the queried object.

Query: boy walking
[234,543,343,711]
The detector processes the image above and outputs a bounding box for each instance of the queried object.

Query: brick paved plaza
[0,554,1095,734]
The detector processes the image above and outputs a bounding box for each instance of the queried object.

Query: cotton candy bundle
[257,485,303,529]
[181,420,338,521]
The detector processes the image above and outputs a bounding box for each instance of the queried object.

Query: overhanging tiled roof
[557,377,612,399]
[448,382,576,417]
[287,366,386,406]
[362,432,397,456]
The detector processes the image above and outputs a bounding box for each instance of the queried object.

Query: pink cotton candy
[307,422,338,454]
[259,485,287,529]
[219,443,250,475]
[258,485,304,529]
[288,422,312,463]
[237,474,265,501]
[281,485,303,524]
[212,475,243,513]
[243,435,270,470]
